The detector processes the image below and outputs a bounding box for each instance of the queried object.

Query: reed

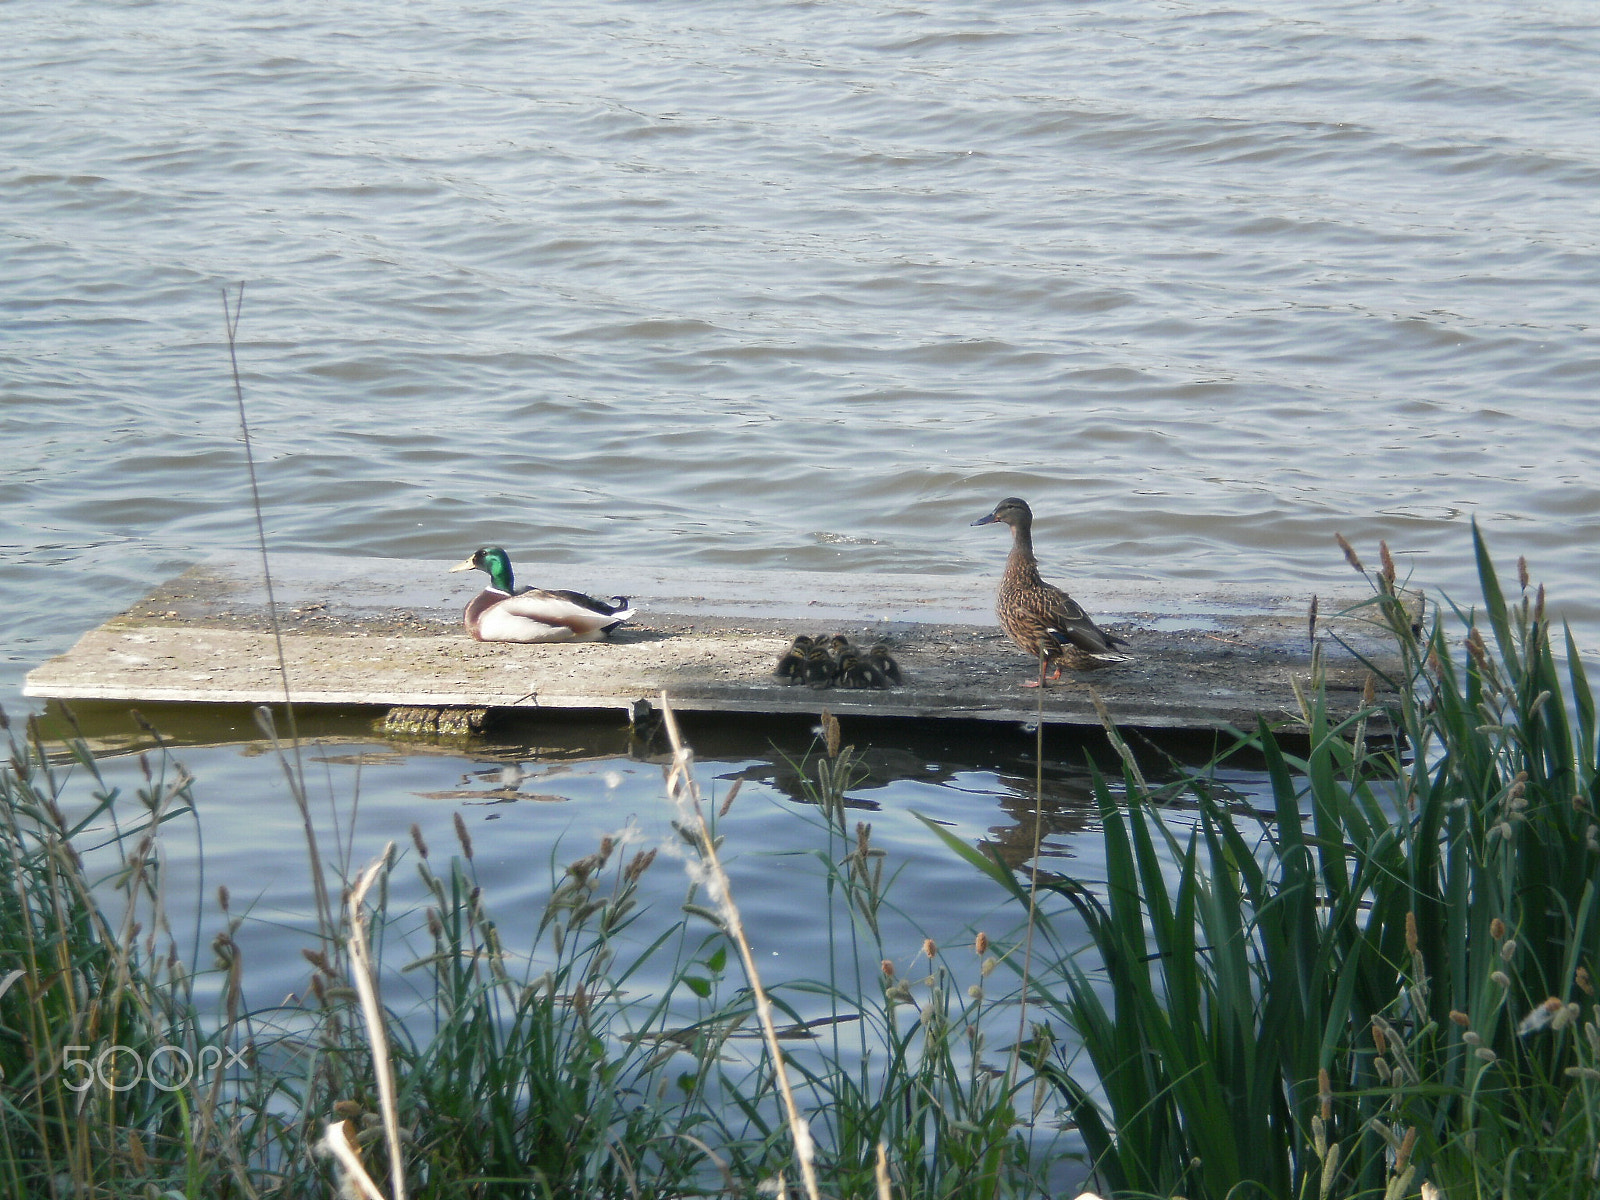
[0,694,1061,1197]
[758,710,1045,1200]
[0,709,259,1198]
[924,524,1600,1199]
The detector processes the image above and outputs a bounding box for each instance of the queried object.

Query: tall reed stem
[658,693,823,1200]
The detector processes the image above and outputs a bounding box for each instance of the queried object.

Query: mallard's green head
[451,546,515,592]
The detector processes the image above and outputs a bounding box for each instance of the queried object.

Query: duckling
[836,651,889,689]
[451,547,633,643]
[972,497,1129,687]
[801,644,837,688]
[868,642,903,686]
[773,635,814,683]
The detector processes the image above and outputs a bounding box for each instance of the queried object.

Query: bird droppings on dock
[22,553,1414,735]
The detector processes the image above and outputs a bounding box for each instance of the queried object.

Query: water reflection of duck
[450,547,633,643]
[971,497,1128,687]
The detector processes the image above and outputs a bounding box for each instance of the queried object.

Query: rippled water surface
[4,0,1599,1164]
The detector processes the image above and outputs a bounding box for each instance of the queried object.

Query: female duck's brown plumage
[972,497,1128,687]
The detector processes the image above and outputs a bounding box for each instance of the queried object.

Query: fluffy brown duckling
[774,635,814,683]
[801,644,837,688]
[836,651,890,689]
[867,642,903,685]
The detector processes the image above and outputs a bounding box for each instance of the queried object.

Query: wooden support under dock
[23,553,1407,733]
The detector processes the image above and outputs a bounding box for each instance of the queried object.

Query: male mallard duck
[972,497,1128,687]
[450,547,633,643]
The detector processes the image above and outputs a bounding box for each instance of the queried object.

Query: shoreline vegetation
[3,529,1598,1199]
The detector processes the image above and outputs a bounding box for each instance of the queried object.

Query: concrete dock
[22,553,1404,733]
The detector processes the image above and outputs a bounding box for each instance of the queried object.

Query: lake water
[5,0,1599,1175]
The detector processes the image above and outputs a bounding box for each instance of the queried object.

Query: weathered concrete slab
[23,553,1405,732]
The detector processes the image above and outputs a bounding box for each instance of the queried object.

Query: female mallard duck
[972,497,1128,687]
[450,547,633,643]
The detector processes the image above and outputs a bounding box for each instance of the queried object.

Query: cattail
[1490,917,1506,940]
[718,777,743,818]
[1518,556,1530,592]
[822,709,842,758]
[922,938,936,960]
[1449,1010,1471,1027]
[1318,1067,1332,1121]
[1380,540,1397,585]
[410,823,429,859]
[1534,583,1545,624]
[1396,1126,1418,1172]
[1405,910,1418,954]
[1465,627,1490,671]
[453,811,474,859]
[218,885,230,912]
[974,931,989,956]
[624,847,658,883]
[1308,595,1319,643]
[1577,966,1593,995]
[880,959,896,979]
[1335,532,1365,574]
[1372,1022,1388,1054]
[1362,672,1377,707]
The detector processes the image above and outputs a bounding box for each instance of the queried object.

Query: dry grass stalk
[657,692,823,1200]
[346,846,407,1200]
[319,1119,388,1200]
